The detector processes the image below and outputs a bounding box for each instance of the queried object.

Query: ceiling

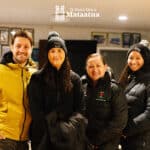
[1,0,150,31]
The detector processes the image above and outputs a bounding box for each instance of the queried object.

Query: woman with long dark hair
[27,31,87,150]
[119,43,150,150]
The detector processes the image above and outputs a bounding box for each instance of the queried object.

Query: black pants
[0,138,29,150]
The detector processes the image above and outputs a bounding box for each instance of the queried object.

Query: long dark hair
[119,43,150,87]
[42,56,72,93]
[118,64,130,87]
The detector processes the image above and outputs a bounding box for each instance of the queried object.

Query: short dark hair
[86,53,106,65]
[11,30,33,46]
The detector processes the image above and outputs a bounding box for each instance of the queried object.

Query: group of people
[0,30,149,150]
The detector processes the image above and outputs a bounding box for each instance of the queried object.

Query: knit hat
[139,39,149,47]
[46,31,67,53]
[127,43,150,72]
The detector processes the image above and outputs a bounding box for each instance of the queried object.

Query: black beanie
[46,31,67,53]
[127,43,150,72]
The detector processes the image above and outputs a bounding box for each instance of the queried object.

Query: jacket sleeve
[71,72,84,114]
[27,73,45,121]
[124,83,150,136]
[94,84,128,145]
[27,73,47,144]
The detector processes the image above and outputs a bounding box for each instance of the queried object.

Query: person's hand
[0,135,5,139]
[0,131,5,140]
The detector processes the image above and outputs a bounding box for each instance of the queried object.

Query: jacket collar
[0,51,30,70]
[86,72,111,88]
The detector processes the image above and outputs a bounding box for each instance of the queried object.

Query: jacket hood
[0,51,14,64]
[0,51,36,69]
[135,71,150,81]
[81,71,111,88]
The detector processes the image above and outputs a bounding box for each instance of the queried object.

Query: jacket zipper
[56,72,59,104]
[19,68,27,140]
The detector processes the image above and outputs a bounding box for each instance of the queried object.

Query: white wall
[1,23,150,48]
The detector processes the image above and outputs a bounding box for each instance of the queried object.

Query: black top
[27,67,84,150]
[82,72,128,146]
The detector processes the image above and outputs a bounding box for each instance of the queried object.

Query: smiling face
[48,47,65,70]
[86,55,107,81]
[11,37,32,66]
[127,50,144,72]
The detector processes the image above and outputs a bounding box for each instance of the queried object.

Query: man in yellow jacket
[0,30,35,150]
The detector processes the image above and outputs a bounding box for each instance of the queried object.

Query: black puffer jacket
[121,72,150,150]
[82,72,128,150]
[27,65,87,150]
[121,44,150,150]
[123,72,150,137]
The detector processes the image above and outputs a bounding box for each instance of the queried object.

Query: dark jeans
[0,138,29,150]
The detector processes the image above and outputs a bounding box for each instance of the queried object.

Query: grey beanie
[46,31,67,53]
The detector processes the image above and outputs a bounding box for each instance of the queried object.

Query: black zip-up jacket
[82,72,128,148]
[27,65,87,150]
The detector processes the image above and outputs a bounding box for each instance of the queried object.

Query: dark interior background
[100,49,127,80]
[39,40,97,76]
[65,40,97,76]
[38,40,127,79]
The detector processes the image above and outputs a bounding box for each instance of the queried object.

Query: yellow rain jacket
[0,63,33,141]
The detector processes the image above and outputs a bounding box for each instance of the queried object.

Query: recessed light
[118,15,128,21]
